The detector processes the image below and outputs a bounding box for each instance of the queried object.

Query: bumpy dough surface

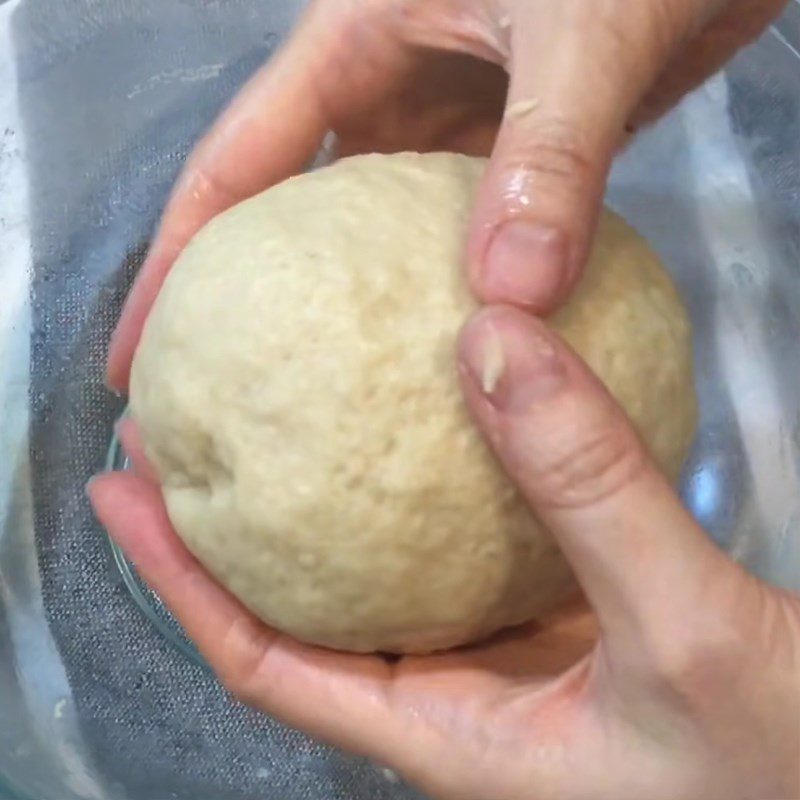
[131,152,697,653]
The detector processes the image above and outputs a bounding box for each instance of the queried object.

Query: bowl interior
[1,2,799,799]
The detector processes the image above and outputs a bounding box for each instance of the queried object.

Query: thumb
[467,0,700,312]
[457,305,730,653]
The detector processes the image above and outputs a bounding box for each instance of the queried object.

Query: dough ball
[130,152,697,654]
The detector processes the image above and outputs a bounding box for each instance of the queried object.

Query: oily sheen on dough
[130,152,697,654]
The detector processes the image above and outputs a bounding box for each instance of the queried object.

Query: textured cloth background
[7,0,800,798]
[16,1,423,797]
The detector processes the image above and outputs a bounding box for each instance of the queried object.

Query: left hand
[105,0,787,393]
[91,306,800,800]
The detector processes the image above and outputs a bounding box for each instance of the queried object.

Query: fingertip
[88,470,153,516]
[86,471,117,505]
[106,291,150,385]
[115,416,160,483]
[105,347,130,395]
[106,326,138,397]
[467,157,587,315]
[114,414,135,441]
[106,244,178,393]
[458,305,566,415]
[87,471,155,556]
[470,219,573,312]
[466,85,611,313]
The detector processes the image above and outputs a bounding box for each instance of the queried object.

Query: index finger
[106,6,335,391]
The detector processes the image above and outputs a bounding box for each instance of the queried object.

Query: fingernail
[483,222,568,309]
[460,310,564,413]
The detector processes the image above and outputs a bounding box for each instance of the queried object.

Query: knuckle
[605,2,663,62]
[502,117,597,190]
[214,616,275,704]
[639,0,691,59]
[567,1,638,55]
[641,574,760,704]
[533,423,646,510]
[565,0,686,79]
[644,632,744,708]
[752,584,800,671]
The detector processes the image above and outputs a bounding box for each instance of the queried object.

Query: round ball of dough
[130,152,696,654]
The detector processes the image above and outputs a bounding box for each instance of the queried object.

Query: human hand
[91,305,800,800]
[106,0,787,392]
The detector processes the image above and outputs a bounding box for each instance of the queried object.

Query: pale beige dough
[130,152,697,653]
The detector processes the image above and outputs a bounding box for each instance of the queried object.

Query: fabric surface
[16,1,424,797]
[9,0,800,797]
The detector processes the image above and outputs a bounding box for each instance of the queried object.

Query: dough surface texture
[131,152,697,653]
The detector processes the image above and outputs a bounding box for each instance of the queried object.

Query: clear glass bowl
[1,1,799,799]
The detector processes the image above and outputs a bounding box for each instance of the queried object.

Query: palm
[386,600,599,750]
[363,603,605,798]
[395,597,595,684]
[386,596,595,731]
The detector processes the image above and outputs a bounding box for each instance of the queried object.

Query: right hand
[106,0,787,391]
[94,306,800,799]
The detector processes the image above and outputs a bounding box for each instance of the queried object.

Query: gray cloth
[14,0,800,797]
[18,1,423,797]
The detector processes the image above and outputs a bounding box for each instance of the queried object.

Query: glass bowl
[1,1,799,799]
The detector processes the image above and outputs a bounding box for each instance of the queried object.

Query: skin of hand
[105,0,788,392]
[92,1,800,797]
[91,305,800,800]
